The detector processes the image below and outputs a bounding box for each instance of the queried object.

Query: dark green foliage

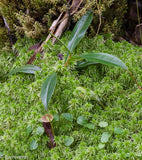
[8,65,41,75]
[67,11,93,58]
[41,72,57,110]
[0,33,142,159]
[79,52,127,69]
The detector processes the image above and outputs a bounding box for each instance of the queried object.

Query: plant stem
[127,70,142,90]
[49,32,71,54]
[50,122,55,137]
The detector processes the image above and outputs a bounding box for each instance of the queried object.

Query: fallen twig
[27,0,84,64]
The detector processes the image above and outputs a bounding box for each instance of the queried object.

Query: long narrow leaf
[41,72,57,110]
[7,65,41,75]
[65,11,93,62]
[76,60,98,68]
[80,52,127,69]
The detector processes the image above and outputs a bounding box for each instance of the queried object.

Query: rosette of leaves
[41,11,127,112]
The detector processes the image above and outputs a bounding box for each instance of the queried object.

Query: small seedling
[30,140,38,151]
[101,132,111,143]
[98,143,105,149]
[114,127,123,135]
[64,136,74,147]
[77,115,95,129]
[99,121,108,128]
[36,127,44,136]
[26,126,33,135]
[61,113,73,122]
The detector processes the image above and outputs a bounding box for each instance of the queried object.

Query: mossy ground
[0,33,142,160]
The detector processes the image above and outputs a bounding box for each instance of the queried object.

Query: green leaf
[101,132,111,143]
[114,127,123,134]
[53,114,59,121]
[80,52,127,69]
[98,143,105,149]
[8,65,41,75]
[41,72,57,110]
[84,123,95,129]
[26,126,33,135]
[76,60,98,68]
[64,136,74,146]
[98,121,108,128]
[65,11,93,62]
[30,140,38,150]
[36,127,44,136]
[77,116,88,126]
[62,113,73,122]
[0,152,4,158]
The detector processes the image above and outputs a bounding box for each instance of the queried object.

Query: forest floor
[0,33,142,160]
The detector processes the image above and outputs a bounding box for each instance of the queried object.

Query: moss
[0,33,142,159]
[0,28,8,51]
[0,0,127,43]
[0,0,63,39]
[74,0,127,36]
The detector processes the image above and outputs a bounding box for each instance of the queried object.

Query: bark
[52,12,69,43]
